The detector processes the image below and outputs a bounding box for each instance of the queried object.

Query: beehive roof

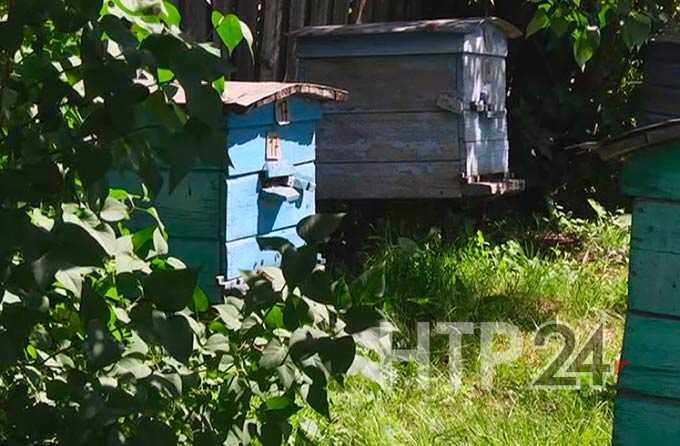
[290,18,522,39]
[598,119,680,160]
[221,82,347,111]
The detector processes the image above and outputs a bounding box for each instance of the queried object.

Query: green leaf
[259,339,288,369]
[301,270,334,304]
[318,336,356,377]
[526,8,550,37]
[296,213,345,244]
[153,312,194,363]
[100,197,129,222]
[282,246,318,289]
[162,1,181,27]
[343,306,384,334]
[621,11,651,50]
[352,262,386,304]
[214,303,242,330]
[261,396,301,423]
[80,288,111,324]
[190,286,210,313]
[303,383,330,419]
[331,278,352,309]
[215,14,245,55]
[205,333,230,353]
[84,320,123,368]
[144,268,197,312]
[573,28,596,69]
[114,357,153,379]
[130,419,177,446]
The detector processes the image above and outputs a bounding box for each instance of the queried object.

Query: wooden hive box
[113,82,346,296]
[596,119,680,445]
[642,26,680,125]
[292,18,524,199]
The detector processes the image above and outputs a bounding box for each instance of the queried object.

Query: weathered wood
[299,55,455,113]
[225,227,305,278]
[642,85,680,117]
[373,0,390,21]
[292,18,523,39]
[310,0,332,25]
[316,161,464,199]
[621,142,680,200]
[599,119,680,160]
[221,81,347,110]
[618,311,680,400]
[645,61,680,88]
[331,0,350,24]
[285,0,307,80]
[260,0,286,80]
[614,391,680,445]
[458,54,507,109]
[349,0,370,23]
[464,140,509,176]
[234,0,260,80]
[316,112,461,162]
[463,178,525,196]
[180,0,210,40]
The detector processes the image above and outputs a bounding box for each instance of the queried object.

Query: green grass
[299,202,630,445]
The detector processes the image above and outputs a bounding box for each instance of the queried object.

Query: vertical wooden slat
[234,0,260,80]
[373,0,390,21]
[260,0,285,80]
[310,0,332,25]
[405,0,424,20]
[389,0,406,21]
[350,0,370,23]
[331,0,350,24]
[285,0,307,80]
[180,0,210,40]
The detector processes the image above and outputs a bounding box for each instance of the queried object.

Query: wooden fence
[174,0,503,82]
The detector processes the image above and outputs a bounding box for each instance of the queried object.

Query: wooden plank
[234,0,260,80]
[180,0,210,41]
[171,237,221,298]
[226,97,324,130]
[225,226,305,279]
[464,140,509,177]
[372,0,390,21]
[349,0,368,23]
[642,111,680,126]
[109,169,222,240]
[621,142,680,200]
[260,0,286,80]
[310,0,332,25]
[642,84,680,117]
[316,112,461,162]
[299,54,456,113]
[628,248,680,317]
[285,0,307,80]
[618,312,680,400]
[225,162,315,241]
[645,61,680,89]
[630,198,680,254]
[458,54,507,109]
[297,33,474,58]
[614,391,680,445]
[316,161,463,199]
[389,0,406,21]
[331,0,350,24]
[228,119,317,176]
[462,112,507,142]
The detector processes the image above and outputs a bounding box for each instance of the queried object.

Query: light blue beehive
[116,82,346,296]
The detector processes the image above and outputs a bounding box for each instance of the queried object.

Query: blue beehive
[114,82,346,296]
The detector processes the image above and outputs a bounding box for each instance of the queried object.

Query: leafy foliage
[0,1,384,445]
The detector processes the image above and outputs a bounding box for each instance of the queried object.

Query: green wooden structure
[598,119,680,445]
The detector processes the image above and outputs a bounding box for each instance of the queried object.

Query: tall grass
[298,202,630,445]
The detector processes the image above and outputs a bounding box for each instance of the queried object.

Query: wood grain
[234,0,260,80]
[285,0,307,80]
[299,54,455,113]
[331,0,350,24]
[464,140,509,176]
[614,391,680,445]
[316,161,463,199]
[310,0,332,25]
[260,0,286,80]
[316,112,461,162]
[180,0,210,40]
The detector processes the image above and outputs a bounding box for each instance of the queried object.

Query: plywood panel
[300,54,455,113]
[316,112,461,162]
[316,161,463,199]
[225,162,315,241]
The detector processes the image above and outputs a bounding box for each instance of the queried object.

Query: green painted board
[614,392,680,445]
[622,142,680,200]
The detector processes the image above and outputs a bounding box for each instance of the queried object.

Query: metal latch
[437,92,505,119]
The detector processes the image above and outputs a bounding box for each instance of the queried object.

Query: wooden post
[285,0,306,80]
[260,0,285,80]
[180,0,210,40]
[310,0,332,25]
[233,0,259,80]
[331,0,350,24]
